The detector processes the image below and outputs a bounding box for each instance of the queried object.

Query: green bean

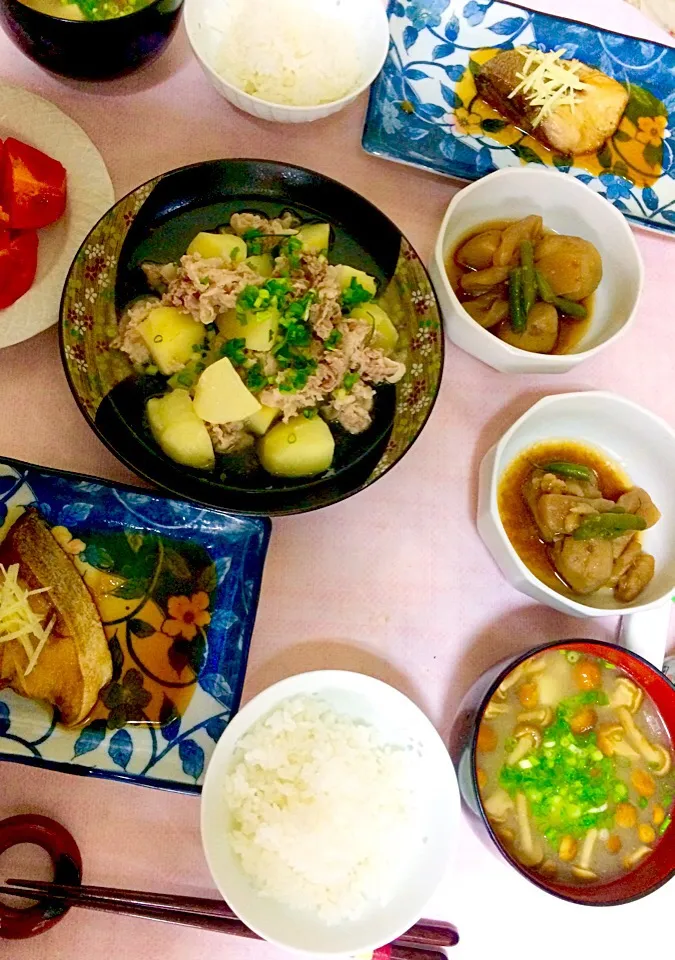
[553,297,588,319]
[520,241,537,315]
[535,268,556,303]
[509,267,525,333]
[572,513,648,541]
[538,461,596,483]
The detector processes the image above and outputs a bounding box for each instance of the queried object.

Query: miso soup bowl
[477,391,675,669]
[0,0,183,79]
[450,638,675,906]
[429,167,644,374]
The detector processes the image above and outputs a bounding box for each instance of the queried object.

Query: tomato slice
[1,138,67,230]
[0,230,39,309]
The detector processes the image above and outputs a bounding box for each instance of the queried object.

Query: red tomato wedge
[0,230,39,309]
[1,138,67,230]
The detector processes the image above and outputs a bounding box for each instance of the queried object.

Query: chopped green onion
[638,796,649,809]
[659,815,672,836]
[565,651,581,664]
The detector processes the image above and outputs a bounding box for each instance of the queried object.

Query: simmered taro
[476,649,675,883]
[498,440,660,603]
[446,218,602,355]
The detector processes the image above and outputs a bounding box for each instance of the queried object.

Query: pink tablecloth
[1,2,674,958]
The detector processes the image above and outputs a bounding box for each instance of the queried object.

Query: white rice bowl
[201,671,460,957]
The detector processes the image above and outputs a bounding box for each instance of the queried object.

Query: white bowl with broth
[477,391,675,667]
[430,167,644,374]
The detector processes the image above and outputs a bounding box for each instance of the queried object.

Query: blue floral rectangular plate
[0,458,270,793]
[363,0,675,234]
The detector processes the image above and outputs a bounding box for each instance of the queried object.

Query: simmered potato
[193,357,261,424]
[350,303,398,355]
[245,253,274,277]
[246,405,281,437]
[456,230,502,270]
[335,264,377,297]
[258,416,335,477]
[187,232,247,263]
[218,306,280,353]
[139,307,205,375]
[534,235,602,301]
[297,223,330,255]
[498,302,559,353]
[146,390,215,470]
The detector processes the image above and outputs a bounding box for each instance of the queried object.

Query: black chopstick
[6,878,459,950]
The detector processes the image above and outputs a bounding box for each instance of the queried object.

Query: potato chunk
[193,357,261,424]
[138,307,205,375]
[349,303,399,355]
[258,416,335,477]
[218,306,280,353]
[246,405,280,437]
[146,390,215,471]
[335,264,377,297]
[297,223,330,254]
[245,253,274,277]
[187,232,247,263]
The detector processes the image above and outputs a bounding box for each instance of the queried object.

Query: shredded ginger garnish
[0,563,55,677]
[509,47,590,128]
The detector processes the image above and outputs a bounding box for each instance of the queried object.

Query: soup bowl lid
[471,638,675,907]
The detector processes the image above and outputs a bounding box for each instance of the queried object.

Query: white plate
[0,83,114,348]
[201,670,459,957]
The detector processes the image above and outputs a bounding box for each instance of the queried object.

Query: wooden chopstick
[5,878,459,951]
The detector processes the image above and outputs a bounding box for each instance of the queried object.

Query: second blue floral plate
[363,0,675,235]
[0,458,270,793]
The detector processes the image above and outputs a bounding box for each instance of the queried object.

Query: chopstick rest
[0,815,82,940]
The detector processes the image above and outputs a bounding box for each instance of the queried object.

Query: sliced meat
[614,553,655,603]
[616,488,661,529]
[551,538,614,595]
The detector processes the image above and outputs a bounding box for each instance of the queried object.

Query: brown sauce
[498,441,631,596]
[445,220,593,356]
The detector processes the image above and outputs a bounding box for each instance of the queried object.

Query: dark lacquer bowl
[451,638,675,906]
[59,159,444,516]
[0,0,183,80]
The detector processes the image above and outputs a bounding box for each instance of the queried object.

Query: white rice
[212,0,362,107]
[224,694,419,924]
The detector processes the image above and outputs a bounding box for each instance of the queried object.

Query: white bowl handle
[619,601,673,670]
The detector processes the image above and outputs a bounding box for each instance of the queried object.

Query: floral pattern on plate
[0,458,270,792]
[363,0,675,234]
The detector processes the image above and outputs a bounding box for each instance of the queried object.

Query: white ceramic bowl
[477,391,675,666]
[429,168,644,374]
[201,670,459,957]
[184,0,389,123]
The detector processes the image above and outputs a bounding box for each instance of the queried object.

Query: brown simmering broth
[476,649,675,884]
[498,440,631,597]
[445,220,594,355]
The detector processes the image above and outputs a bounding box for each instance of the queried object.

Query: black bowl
[60,159,444,515]
[0,0,183,79]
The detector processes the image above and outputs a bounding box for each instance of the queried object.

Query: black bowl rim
[470,636,675,907]
[59,157,445,517]
[1,0,180,26]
